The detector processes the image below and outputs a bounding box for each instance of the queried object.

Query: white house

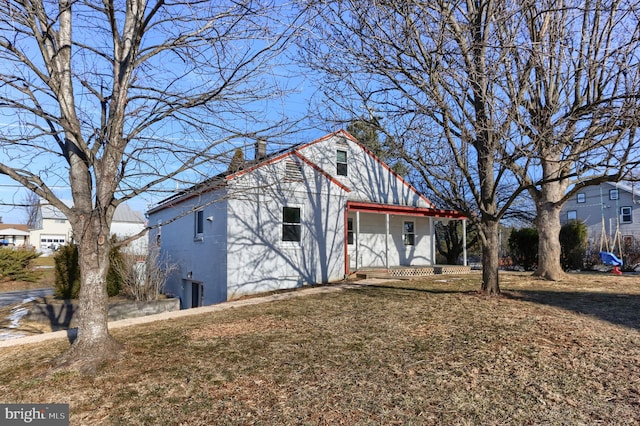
[0,224,30,247]
[147,130,467,308]
[30,201,147,254]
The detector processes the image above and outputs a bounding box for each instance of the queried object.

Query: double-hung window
[610,189,619,200]
[403,221,415,246]
[577,193,586,203]
[567,210,577,221]
[336,150,348,176]
[620,207,632,224]
[282,207,302,242]
[347,218,354,245]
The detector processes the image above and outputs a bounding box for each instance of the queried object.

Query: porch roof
[346,200,467,219]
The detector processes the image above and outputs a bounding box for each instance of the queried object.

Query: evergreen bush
[560,220,588,271]
[0,247,39,281]
[106,236,123,297]
[508,228,538,270]
[54,241,123,299]
[54,243,81,299]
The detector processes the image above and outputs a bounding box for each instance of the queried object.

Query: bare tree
[503,0,640,280]
[0,0,300,371]
[22,190,39,229]
[298,0,640,290]
[298,0,528,294]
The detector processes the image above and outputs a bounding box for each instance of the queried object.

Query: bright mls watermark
[1,404,68,425]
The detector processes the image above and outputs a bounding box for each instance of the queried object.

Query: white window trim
[577,193,586,203]
[403,220,416,246]
[620,206,632,224]
[347,217,354,245]
[610,189,619,200]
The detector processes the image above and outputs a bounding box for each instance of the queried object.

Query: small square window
[577,193,585,203]
[404,221,415,246]
[620,207,632,224]
[336,150,347,176]
[282,207,301,242]
[567,210,577,221]
[610,189,619,200]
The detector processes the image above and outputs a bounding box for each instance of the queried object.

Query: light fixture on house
[206,216,214,222]
[187,271,192,279]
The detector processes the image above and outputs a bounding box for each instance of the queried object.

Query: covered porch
[345,201,468,274]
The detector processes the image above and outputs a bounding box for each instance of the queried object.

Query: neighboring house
[30,202,147,254]
[148,130,467,308]
[560,181,640,249]
[0,224,30,247]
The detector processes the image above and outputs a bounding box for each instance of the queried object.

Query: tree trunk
[55,213,122,373]
[533,158,569,281]
[479,218,500,295]
[534,202,566,280]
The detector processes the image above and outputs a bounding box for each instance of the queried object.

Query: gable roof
[305,130,436,208]
[112,203,145,223]
[40,202,144,223]
[0,224,29,236]
[148,130,441,215]
[41,203,69,220]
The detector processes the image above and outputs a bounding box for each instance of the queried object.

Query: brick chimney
[255,139,267,161]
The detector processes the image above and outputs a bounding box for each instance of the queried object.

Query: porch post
[462,219,468,266]
[430,217,436,265]
[355,211,360,270]
[385,213,389,268]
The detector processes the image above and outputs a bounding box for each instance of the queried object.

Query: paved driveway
[0,288,53,308]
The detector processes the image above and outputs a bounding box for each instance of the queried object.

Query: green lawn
[1,272,639,425]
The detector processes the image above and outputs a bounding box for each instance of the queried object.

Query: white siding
[225,157,348,298]
[349,213,432,268]
[30,218,71,251]
[298,134,431,207]
[110,221,147,255]
[147,131,447,307]
[148,189,229,306]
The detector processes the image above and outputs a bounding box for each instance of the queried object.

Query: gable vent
[283,161,304,182]
[335,136,349,146]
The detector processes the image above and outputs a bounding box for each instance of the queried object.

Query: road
[0,288,53,309]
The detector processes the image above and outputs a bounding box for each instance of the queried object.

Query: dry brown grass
[1,271,639,425]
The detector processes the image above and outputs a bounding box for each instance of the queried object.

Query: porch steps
[355,265,472,279]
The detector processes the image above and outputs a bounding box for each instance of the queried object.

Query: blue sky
[0,1,335,225]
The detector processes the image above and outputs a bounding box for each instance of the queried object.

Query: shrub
[560,220,588,271]
[112,247,176,301]
[54,244,81,299]
[0,247,40,281]
[508,228,538,270]
[106,236,123,297]
[54,242,123,299]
